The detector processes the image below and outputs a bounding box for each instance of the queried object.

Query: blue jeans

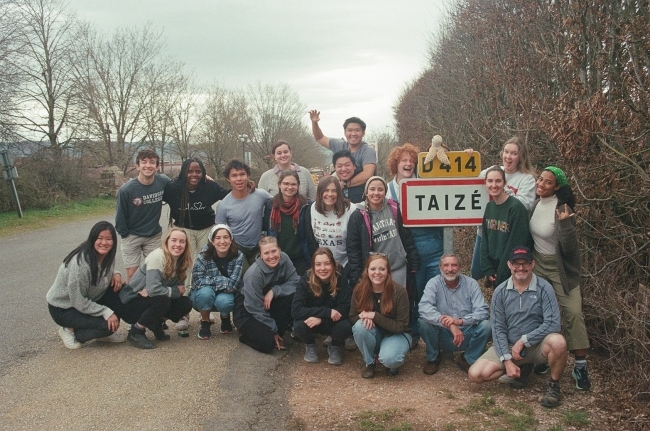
[418,318,491,364]
[352,320,412,369]
[410,227,443,341]
[470,234,486,280]
[190,287,235,317]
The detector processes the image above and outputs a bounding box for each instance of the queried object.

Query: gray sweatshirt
[119,248,182,303]
[239,252,299,332]
[46,256,117,320]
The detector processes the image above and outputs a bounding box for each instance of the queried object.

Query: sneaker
[322,336,332,346]
[58,327,82,349]
[571,366,592,391]
[127,327,156,349]
[152,322,171,341]
[423,356,442,375]
[534,363,550,375]
[209,313,217,324]
[385,367,399,376]
[304,344,319,363]
[220,316,233,334]
[541,379,562,408]
[457,353,471,373]
[198,320,212,340]
[327,345,342,365]
[97,332,126,343]
[361,363,376,379]
[510,363,534,389]
[175,315,189,331]
[344,336,357,351]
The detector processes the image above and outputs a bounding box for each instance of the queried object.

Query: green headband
[544,166,568,187]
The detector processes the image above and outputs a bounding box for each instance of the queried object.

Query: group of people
[46,111,591,409]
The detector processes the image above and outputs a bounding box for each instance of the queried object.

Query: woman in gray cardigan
[529,166,590,390]
[46,221,127,349]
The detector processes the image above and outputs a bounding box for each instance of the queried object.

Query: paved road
[0,209,292,430]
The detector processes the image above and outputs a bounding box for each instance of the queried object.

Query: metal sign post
[1,150,23,218]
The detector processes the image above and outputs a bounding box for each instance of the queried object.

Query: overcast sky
[66,0,445,136]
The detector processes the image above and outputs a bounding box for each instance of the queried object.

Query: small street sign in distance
[417,151,481,178]
[400,178,489,227]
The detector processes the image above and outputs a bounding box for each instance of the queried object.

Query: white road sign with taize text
[400,178,489,227]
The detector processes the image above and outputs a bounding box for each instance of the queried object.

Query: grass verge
[0,197,116,237]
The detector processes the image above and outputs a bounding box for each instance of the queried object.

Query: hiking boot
[58,327,82,349]
[220,316,233,334]
[344,336,357,351]
[327,345,342,365]
[534,363,550,375]
[361,363,376,379]
[198,320,212,340]
[322,336,332,346]
[127,327,156,349]
[304,344,319,363]
[510,363,534,389]
[423,356,442,375]
[152,322,171,341]
[457,353,471,373]
[175,315,189,331]
[385,367,399,376]
[97,331,126,343]
[571,366,592,390]
[541,379,562,408]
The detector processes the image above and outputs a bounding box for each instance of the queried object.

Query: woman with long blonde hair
[291,248,352,365]
[350,254,411,378]
[119,228,194,349]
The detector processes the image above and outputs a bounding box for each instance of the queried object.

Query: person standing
[258,140,316,200]
[309,109,376,188]
[115,149,170,281]
[529,166,591,390]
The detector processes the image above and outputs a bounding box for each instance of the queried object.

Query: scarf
[270,196,302,232]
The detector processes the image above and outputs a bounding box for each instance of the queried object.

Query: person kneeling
[468,247,568,408]
[350,254,411,378]
[291,248,352,365]
[418,253,490,375]
[233,237,300,353]
[119,228,194,349]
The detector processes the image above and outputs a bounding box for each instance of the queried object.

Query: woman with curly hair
[529,166,591,390]
[350,254,411,378]
[119,228,194,349]
[263,170,312,276]
[291,248,352,365]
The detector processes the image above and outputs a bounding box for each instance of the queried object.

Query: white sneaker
[176,315,190,331]
[58,327,82,349]
[97,332,127,343]
[498,374,514,384]
[209,313,217,324]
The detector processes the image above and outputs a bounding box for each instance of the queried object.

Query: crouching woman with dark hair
[291,248,352,365]
[119,228,194,349]
[47,221,128,349]
[233,236,300,353]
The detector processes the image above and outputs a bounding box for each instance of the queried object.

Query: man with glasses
[468,246,568,408]
[332,150,364,203]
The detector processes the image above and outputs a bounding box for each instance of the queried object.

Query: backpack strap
[387,199,399,221]
[359,208,373,249]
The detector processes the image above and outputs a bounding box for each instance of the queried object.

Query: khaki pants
[184,226,213,291]
[533,251,590,351]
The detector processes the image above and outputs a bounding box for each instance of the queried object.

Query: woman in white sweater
[46,221,126,349]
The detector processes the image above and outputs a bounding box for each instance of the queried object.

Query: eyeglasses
[510,261,532,268]
[369,252,388,257]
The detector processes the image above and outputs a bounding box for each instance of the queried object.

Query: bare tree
[0,0,21,142]
[169,75,202,161]
[196,85,250,177]
[10,0,77,158]
[73,22,166,171]
[366,127,397,178]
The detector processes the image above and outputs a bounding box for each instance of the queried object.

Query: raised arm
[309,110,330,148]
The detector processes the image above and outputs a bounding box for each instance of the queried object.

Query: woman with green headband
[529,166,591,391]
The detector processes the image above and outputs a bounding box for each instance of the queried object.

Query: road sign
[417,151,481,178]
[399,178,489,227]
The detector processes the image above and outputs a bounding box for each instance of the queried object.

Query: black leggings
[292,318,352,346]
[237,294,294,354]
[123,295,193,330]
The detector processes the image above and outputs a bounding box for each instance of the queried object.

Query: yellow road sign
[417,151,481,178]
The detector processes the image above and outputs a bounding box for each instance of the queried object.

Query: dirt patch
[286,338,618,430]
